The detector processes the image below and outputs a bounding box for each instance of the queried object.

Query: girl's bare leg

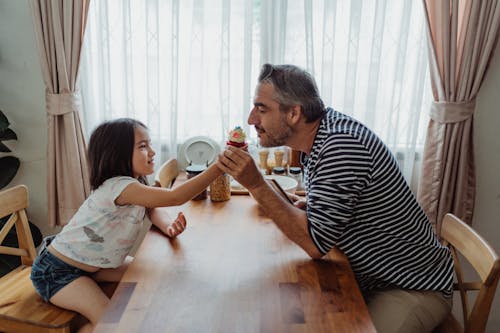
[49,276,110,333]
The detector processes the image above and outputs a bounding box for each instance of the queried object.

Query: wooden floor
[95,195,375,333]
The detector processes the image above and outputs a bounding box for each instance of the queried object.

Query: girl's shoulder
[102,175,138,185]
[95,176,140,199]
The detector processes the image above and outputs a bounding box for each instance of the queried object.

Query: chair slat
[17,209,37,265]
[433,214,500,333]
[0,212,18,244]
[0,185,28,218]
[0,246,28,257]
[441,214,498,282]
[154,158,179,188]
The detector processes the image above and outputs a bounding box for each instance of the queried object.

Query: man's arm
[219,146,323,258]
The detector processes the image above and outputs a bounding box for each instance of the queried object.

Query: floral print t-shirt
[51,176,146,268]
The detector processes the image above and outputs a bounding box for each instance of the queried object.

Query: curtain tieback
[46,92,81,116]
[429,100,476,123]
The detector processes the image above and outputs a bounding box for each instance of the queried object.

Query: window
[80,0,430,187]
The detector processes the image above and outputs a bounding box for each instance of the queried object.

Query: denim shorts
[30,247,93,302]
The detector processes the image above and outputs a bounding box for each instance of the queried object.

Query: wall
[0,0,53,236]
[472,40,500,332]
[1,1,500,331]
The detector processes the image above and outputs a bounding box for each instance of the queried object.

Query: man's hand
[288,193,307,210]
[218,146,265,191]
[165,212,187,238]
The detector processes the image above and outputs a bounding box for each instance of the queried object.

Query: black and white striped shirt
[302,108,453,296]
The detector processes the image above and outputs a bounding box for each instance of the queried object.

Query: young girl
[30,118,222,333]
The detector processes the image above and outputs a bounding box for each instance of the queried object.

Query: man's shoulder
[323,108,387,145]
[323,109,363,134]
[320,110,369,145]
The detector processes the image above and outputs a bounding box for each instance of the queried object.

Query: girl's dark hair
[258,63,325,122]
[88,118,148,190]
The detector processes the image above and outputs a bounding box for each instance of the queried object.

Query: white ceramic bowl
[264,175,298,193]
[230,175,298,194]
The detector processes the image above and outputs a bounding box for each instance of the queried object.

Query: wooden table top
[94,195,375,333]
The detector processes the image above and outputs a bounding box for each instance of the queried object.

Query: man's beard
[259,121,293,147]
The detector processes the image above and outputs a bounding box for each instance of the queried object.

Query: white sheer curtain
[80,0,431,189]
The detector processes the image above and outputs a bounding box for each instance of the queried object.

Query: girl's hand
[165,212,187,238]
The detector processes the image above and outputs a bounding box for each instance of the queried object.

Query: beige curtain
[418,0,500,235]
[30,0,91,226]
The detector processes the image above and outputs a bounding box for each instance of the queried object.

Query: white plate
[230,179,247,194]
[178,136,221,170]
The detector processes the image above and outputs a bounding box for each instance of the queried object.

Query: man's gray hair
[258,64,325,122]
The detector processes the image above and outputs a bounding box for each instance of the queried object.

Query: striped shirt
[302,108,453,296]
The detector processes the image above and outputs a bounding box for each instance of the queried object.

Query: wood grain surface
[94,195,375,333]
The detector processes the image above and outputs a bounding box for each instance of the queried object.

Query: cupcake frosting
[228,126,246,144]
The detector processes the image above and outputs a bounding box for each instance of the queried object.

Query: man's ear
[287,105,302,125]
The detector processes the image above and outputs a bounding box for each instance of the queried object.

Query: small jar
[210,173,231,201]
[288,167,303,190]
[272,166,286,175]
[186,164,208,200]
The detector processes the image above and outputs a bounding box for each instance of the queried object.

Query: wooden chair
[433,213,500,333]
[0,185,77,333]
[154,158,179,188]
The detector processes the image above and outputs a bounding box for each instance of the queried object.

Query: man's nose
[248,108,257,125]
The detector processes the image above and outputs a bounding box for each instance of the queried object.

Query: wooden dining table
[94,191,376,333]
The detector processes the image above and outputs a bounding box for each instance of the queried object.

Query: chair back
[0,185,80,333]
[154,158,179,188]
[441,213,500,333]
[0,185,37,266]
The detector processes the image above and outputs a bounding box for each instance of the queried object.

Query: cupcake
[226,126,247,148]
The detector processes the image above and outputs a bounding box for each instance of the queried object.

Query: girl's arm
[148,208,187,238]
[116,162,223,208]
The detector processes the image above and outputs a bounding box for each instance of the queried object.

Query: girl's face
[132,126,156,178]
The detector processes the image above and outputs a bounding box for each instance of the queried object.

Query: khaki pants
[365,288,452,333]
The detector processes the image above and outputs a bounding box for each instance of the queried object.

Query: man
[219,63,454,333]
